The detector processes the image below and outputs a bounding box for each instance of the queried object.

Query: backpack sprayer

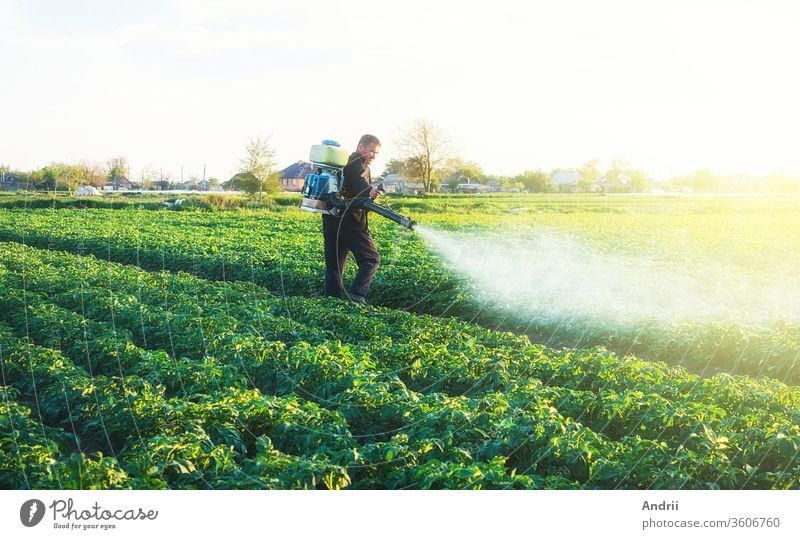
[299,140,417,230]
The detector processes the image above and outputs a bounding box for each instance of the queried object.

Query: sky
[2,0,799,181]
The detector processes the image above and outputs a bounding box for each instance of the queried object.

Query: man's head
[356,134,381,166]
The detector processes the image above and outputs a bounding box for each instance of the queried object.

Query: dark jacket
[325,152,372,231]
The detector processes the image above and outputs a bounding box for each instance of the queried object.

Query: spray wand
[327,182,417,230]
[362,182,417,230]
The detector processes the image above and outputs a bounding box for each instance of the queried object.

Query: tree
[61,164,84,193]
[486,175,520,191]
[40,163,84,193]
[514,169,550,192]
[159,171,174,190]
[437,158,485,191]
[605,157,629,190]
[381,158,409,177]
[11,169,43,190]
[226,172,261,194]
[628,169,648,192]
[441,157,484,184]
[138,164,161,190]
[578,159,600,192]
[397,119,454,193]
[106,156,129,183]
[689,169,718,192]
[79,161,106,188]
[40,166,58,191]
[239,136,279,198]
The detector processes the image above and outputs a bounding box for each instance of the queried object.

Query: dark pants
[322,217,380,299]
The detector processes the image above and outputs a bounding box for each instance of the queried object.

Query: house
[0,173,35,191]
[197,179,211,191]
[110,175,132,190]
[0,173,18,191]
[486,180,504,192]
[280,161,316,192]
[382,173,426,194]
[381,173,401,193]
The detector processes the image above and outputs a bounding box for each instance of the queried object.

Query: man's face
[357,142,380,166]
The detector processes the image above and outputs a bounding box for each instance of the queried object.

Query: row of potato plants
[3,252,592,486]
[0,208,796,385]
[0,258,622,489]
[1,319,411,489]
[0,384,136,489]
[0,299,595,489]
[1,242,798,488]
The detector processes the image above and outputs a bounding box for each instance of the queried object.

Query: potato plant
[1,242,798,489]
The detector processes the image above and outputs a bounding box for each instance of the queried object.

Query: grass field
[1,193,798,489]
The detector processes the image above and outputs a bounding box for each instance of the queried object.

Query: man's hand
[369,185,380,200]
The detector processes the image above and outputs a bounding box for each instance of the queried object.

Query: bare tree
[139,164,160,190]
[239,136,279,198]
[397,119,454,193]
[79,161,106,188]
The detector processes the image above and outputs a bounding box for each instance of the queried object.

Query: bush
[199,194,248,210]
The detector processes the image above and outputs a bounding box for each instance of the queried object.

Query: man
[322,134,382,303]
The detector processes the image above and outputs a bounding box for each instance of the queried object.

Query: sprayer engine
[299,139,417,230]
[299,140,348,216]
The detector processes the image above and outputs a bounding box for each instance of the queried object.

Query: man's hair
[358,134,381,147]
